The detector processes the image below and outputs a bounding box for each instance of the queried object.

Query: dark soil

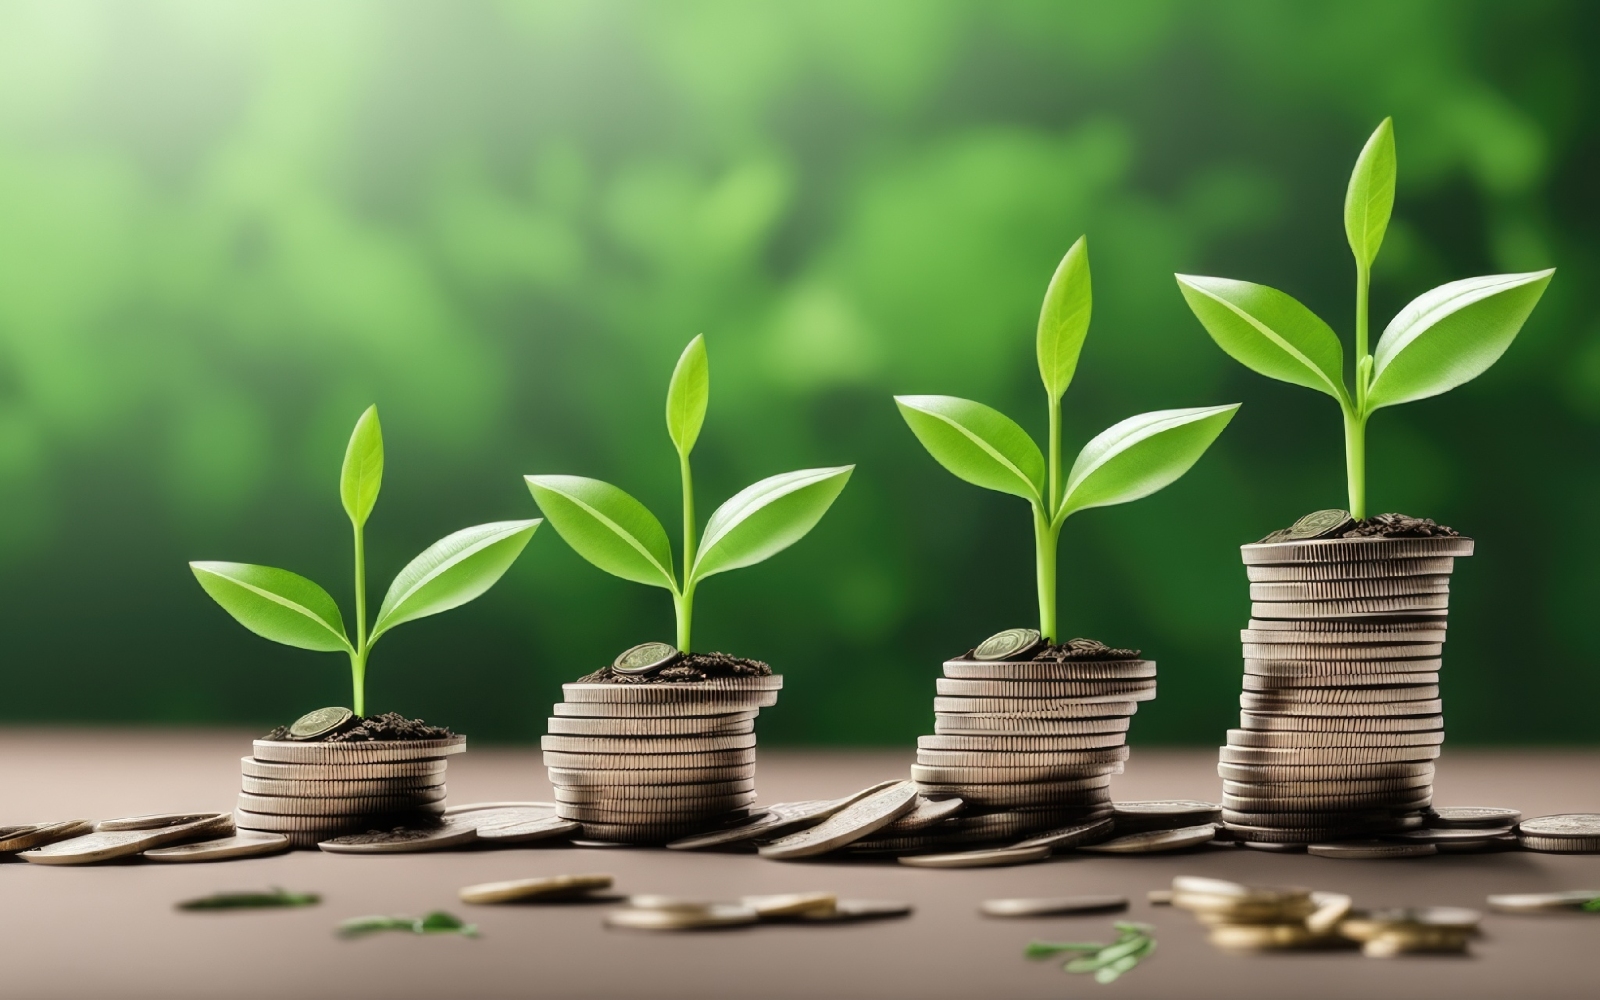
[262,712,455,743]
[1338,513,1459,538]
[958,636,1141,662]
[578,651,773,684]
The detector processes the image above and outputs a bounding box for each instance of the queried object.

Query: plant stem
[1033,506,1060,643]
[1355,260,1371,411]
[678,451,696,652]
[352,520,368,716]
[674,582,695,654]
[1047,395,1061,513]
[1342,407,1368,520]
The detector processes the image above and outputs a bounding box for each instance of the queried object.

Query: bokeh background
[1,0,1594,745]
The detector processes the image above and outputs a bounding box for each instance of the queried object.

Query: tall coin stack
[234,708,465,848]
[543,643,782,844]
[1220,512,1472,846]
[908,629,1153,844]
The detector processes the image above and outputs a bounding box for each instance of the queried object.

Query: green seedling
[1176,117,1555,519]
[177,888,321,911]
[338,911,478,938]
[526,336,852,651]
[896,238,1238,642]
[1027,922,1157,984]
[191,406,540,715]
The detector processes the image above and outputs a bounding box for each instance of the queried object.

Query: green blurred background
[1,0,1594,745]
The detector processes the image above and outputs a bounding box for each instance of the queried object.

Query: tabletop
[2,729,1597,1000]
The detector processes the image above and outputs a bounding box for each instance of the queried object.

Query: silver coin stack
[907,630,1152,844]
[543,675,782,843]
[1220,533,1473,845]
[234,737,465,848]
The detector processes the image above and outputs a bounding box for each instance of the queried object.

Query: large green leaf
[190,561,351,653]
[525,475,677,589]
[1175,275,1348,403]
[894,395,1044,502]
[1366,269,1555,410]
[665,335,709,458]
[1057,404,1240,520]
[339,405,383,527]
[690,466,853,581]
[1037,236,1091,400]
[1344,118,1396,269]
[370,519,540,642]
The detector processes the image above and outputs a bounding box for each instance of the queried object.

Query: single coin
[1518,835,1600,854]
[933,715,1128,736]
[237,806,444,833]
[1218,761,1434,782]
[1220,746,1440,766]
[0,820,93,853]
[916,747,1131,768]
[1224,793,1431,814]
[236,790,447,816]
[1487,890,1600,913]
[1224,807,1426,828]
[1249,576,1450,602]
[547,715,754,737]
[667,783,902,850]
[556,794,755,822]
[1209,923,1331,951]
[542,749,757,770]
[1429,806,1521,829]
[1223,775,1434,796]
[1242,642,1445,660]
[540,733,758,755]
[1011,816,1117,850]
[980,895,1126,917]
[613,641,680,675]
[795,899,912,922]
[1434,833,1518,854]
[1244,657,1442,677]
[1247,616,1450,634]
[1516,814,1600,839]
[1170,875,1306,901]
[563,677,783,700]
[581,819,753,843]
[22,814,234,865]
[1280,508,1356,541]
[240,756,448,781]
[1077,824,1216,854]
[1245,556,1455,582]
[739,892,838,918]
[918,786,1107,811]
[932,698,1138,718]
[606,904,758,931]
[98,812,228,832]
[916,733,1126,753]
[1243,673,1439,692]
[1241,841,1307,852]
[478,816,582,843]
[759,781,919,859]
[972,628,1043,661]
[557,780,754,803]
[880,796,965,833]
[287,706,353,740]
[1112,800,1222,832]
[1149,889,1175,904]
[1305,891,1355,933]
[547,765,756,787]
[443,801,556,818]
[909,763,1122,784]
[252,737,466,764]
[1241,535,1474,563]
[552,700,764,719]
[1236,698,1445,718]
[1238,712,1443,733]
[1306,840,1437,859]
[318,816,478,853]
[1388,826,1511,844]
[241,775,447,797]
[144,831,291,861]
[935,678,1156,701]
[898,845,1051,869]
[943,660,1154,681]
[1237,683,1440,705]
[460,874,613,904]
[1342,906,1481,936]
[1251,595,1451,617]
[1227,729,1443,749]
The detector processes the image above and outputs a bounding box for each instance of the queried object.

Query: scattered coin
[22,813,234,865]
[0,820,93,854]
[1429,806,1521,828]
[460,874,614,904]
[739,892,837,918]
[667,782,902,850]
[760,781,920,859]
[1306,840,1437,859]
[1077,825,1216,854]
[145,831,291,862]
[796,899,911,922]
[1487,890,1600,913]
[1011,816,1117,850]
[898,845,1051,868]
[318,817,478,854]
[98,811,226,832]
[982,895,1126,918]
[1148,890,1173,904]
[612,641,680,676]
[1209,923,1334,951]
[605,904,758,931]
[1112,800,1222,833]
[972,628,1043,661]
[880,796,964,833]
[287,706,353,740]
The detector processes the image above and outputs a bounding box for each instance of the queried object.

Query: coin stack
[234,709,465,848]
[543,643,782,844]
[907,628,1152,844]
[1219,512,1473,846]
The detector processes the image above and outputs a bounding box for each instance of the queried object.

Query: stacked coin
[234,710,465,848]
[1220,517,1473,845]
[543,656,782,844]
[909,628,1152,841]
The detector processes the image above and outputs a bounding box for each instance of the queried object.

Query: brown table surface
[2,729,1598,1000]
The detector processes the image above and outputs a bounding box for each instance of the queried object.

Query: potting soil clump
[1029,637,1141,661]
[262,712,454,743]
[1338,513,1459,538]
[579,651,772,684]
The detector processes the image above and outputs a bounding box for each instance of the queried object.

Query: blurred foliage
[0,0,1594,744]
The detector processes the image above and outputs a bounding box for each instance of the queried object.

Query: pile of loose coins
[1222,510,1473,847]
[544,642,782,844]
[236,708,465,847]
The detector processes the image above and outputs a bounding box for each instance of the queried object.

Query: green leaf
[525,475,677,590]
[416,911,477,936]
[1037,236,1091,400]
[1344,117,1396,269]
[1365,269,1555,411]
[178,889,321,911]
[370,519,541,642]
[1025,941,1103,960]
[339,405,383,527]
[894,395,1044,502]
[665,334,710,458]
[1175,275,1348,403]
[190,561,351,653]
[691,466,853,582]
[1058,404,1239,521]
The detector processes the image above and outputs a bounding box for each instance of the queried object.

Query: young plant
[1176,117,1555,519]
[526,336,852,652]
[190,406,540,716]
[896,237,1239,643]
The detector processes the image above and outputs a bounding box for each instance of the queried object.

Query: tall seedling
[896,238,1239,642]
[526,337,853,651]
[1176,118,1554,518]
[191,406,541,715]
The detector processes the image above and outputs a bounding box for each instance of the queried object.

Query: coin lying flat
[909,763,1122,784]
[740,892,838,918]
[1245,555,1455,582]
[1219,763,1435,783]
[1389,826,1511,844]
[759,781,919,859]
[1208,923,1333,950]
[1237,683,1440,705]
[932,697,1137,718]
[318,817,478,854]
[916,747,1131,768]
[460,874,613,904]
[442,802,581,843]
[556,794,755,822]
[1242,673,1440,692]
[563,678,783,701]
[880,796,964,833]
[1011,816,1117,850]
[613,641,680,675]
[1237,697,1443,718]
[541,733,759,755]
[239,807,444,834]
[287,706,353,740]
[22,813,234,865]
[943,660,1155,681]
[1226,729,1443,750]
[1243,657,1442,676]
[1249,576,1450,602]
[558,780,755,803]
[1241,536,1474,563]
[1517,814,1600,839]
[1238,712,1444,733]
[144,831,291,862]
[1429,806,1521,828]
[547,765,757,786]
[547,715,755,737]
[1519,835,1600,854]
[972,628,1043,661]
[0,820,93,853]
[935,678,1156,700]
[542,749,757,770]
[1270,508,1356,542]
[1306,840,1437,859]
[1112,800,1222,832]
[237,790,448,816]
[1487,890,1600,913]
[553,700,763,719]
[1076,824,1216,854]
[933,715,1129,736]
[898,845,1051,868]
[980,895,1127,917]
[240,756,447,781]
[796,899,912,922]
[605,904,758,930]
[917,733,1127,752]
[241,775,447,797]
[252,737,465,764]
[1220,746,1440,766]
[667,782,903,850]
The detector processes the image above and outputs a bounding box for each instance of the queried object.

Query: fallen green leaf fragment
[339,910,478,938]
[1027,922,1155,984]
[1025,940,1103,959]
[178,888,321,911]
[1582,897,1600,912]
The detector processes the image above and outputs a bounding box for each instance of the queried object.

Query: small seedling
[1026,922,1157,984]
[1176,117,1554,519]
[527,336,852,651]
[896,238,1238,641]
[177,888,321,911]
[338,911,478,938]
[191,406,540,715]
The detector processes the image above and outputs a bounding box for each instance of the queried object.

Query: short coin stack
[235,709,465,848]
[543,643,782,844]
[1220,511,1473,846]
[907,629,1153,845]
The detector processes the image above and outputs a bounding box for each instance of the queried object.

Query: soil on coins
[1337,513,1459,538]
[958,636,1141,662]
[262,712,455,743]
[579,651,773,684]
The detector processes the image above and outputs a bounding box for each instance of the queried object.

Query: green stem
[1047,395,1061,513]
[351,520,368,716]
[1033,506,1060,643]
[1355,260,1371,412]
[678,451,696,652]
[1343,406,1368,520]
[674,582,695,653]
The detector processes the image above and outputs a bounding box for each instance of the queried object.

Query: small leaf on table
[178,889,320,911]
